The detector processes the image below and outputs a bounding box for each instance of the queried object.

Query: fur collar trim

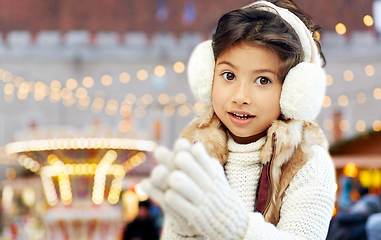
[181,106,328,224]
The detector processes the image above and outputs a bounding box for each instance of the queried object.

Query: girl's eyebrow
[217,61,236,69]
[217,61,276,75]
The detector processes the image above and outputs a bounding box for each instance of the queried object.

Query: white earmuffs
[187,1,326,122]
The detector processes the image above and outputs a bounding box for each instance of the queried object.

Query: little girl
[142,0,336,239]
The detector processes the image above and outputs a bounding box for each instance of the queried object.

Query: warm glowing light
[326,74,333,86]
[119,72,131,83]
[49,90,61,102]
[373,120,381,132]
[363,15,374,27]
[101,74,113,86]
[93,97,105,109]
[335,23,346,35]
[356,120,366,132]
[176,93,187,104]
[120,104,132,117]
[359,170,372,188]
[66,78,78,90]
[163,105,175,117]
[118,120,131,132]
[373,171,381,188]
[365,65,375,76]
[173,61,185,73]
[322,96,331,108]
[76,87,88,99]
[4,84,14,95]
[125,93,136,104]
[357,92,367,104]
[137,70,148,81]
[332,207,337,217]
[17,90,28,100]
[339,120,350,132]
[154,65,166,77]
[313,31,321,41]
[374,88,381,100]
[2,71,13,82]
[338,95,349,107]
[50,80,62,91]
[178,105,191,117]
[61,88,72,99]
[343,70,353,81]
[323,119,334,131]
[193,101,205,114]
[5,168,16,180]
[78,96,91,107]
[158,93,169,105]
[14,76,25,87]
[82,76,94,88]
[107,99,119,111]
[343,162,358,178]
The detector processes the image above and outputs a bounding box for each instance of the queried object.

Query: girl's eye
[222,72,236,81]
[255,77,271,85]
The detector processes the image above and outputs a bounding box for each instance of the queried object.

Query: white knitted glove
[142,139,203,239]
[165,140,249,240]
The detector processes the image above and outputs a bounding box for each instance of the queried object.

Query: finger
[174,151,212,191]
[190,141,219,178]
[164,189,197,219]
[173,138,191,152]
[150,164,169,190]
[168,170,204,205]
[154,146,175,170]
[141,179,165,205]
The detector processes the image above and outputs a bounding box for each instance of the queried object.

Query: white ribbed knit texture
[242,144,336,240]
[225,136,266,212]
[162,141,335,239]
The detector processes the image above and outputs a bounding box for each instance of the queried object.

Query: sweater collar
[227,134,266,153]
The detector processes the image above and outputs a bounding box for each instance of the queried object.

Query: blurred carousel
[5,124,157,240]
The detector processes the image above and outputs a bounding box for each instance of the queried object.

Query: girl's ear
[187,40,215,105]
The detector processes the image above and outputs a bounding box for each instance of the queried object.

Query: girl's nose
[231,81,251,105]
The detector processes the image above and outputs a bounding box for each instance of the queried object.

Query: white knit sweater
[163,137,336,240]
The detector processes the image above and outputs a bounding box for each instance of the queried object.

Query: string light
[343,70,354,81]
[339,120,350,132]
[374,88,381,100]
[356,120,366,132]
[119,72,131,83]
[322,96,331,108]
[335,23,347,35]
[363,15,374,27]
[154,65,166,77]
[137,69,148,81]
[338,95,349,107]
[82,76,94,88]
[5,138,156,155]
[365,65,375,76]
[373,120,381,132]
[173,62,185,73]
[101,74,113,86]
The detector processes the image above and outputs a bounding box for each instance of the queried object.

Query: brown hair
[212,0,325,83]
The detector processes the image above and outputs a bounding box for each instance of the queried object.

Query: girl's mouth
[229,112,255,119]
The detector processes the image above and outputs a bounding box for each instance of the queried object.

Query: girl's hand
[164,140,249,240]
[142,140,202,238]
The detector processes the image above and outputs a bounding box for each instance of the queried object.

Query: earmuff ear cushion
[280,62,326,122]
[187,40,215,104]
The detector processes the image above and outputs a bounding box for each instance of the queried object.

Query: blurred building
[0,0,380,238]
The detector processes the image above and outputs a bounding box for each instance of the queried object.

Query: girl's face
[212,41,282,144]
